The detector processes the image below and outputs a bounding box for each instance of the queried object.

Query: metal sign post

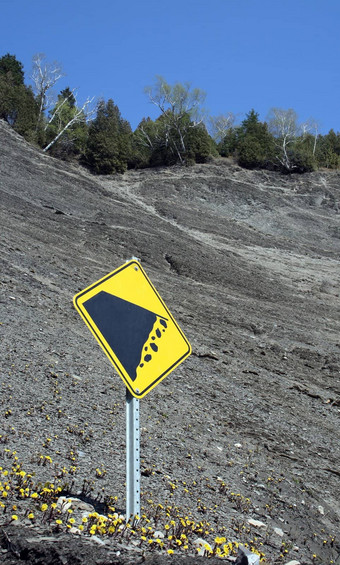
[126,388,140,520]
[73,259,192,522]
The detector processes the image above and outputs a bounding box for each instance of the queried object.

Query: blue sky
[1,0,339,134]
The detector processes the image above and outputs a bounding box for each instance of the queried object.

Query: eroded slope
[1,120,340,563]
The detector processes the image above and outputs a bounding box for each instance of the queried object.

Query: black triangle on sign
[83,291,166,381]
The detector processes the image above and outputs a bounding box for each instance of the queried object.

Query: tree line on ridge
[1,53,339,175]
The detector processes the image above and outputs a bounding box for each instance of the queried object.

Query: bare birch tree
[44,88,76,132]
[208,113,236,143]
[144,76,206,163]
[300,118,319,156]
[267,107,298,171]
[43,93,95,152]
[31,53,64,128]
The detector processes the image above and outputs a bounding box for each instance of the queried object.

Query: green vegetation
[0,53,38,141]
[82,98,132,174]
[44,87,88,159]
[1,51,340,174]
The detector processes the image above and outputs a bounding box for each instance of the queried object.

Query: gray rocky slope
[0,119,339,564]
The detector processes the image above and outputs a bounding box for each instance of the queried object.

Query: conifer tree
[0,53,38,140]
[237,110,275,169]
[83,99,132,174]
[0,53,24,86]
[315,130,340,169]
[130,117,156,168]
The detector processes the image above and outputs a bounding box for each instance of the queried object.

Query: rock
[193,537,206,547]
[26,536,60,543]
[56,496,95,515]
[193,537,212,556]
[247,518,267,529]
[56,497,74,513]
[283,561,300,565]
[317,505,325,515]
[235,549,249,565]
[237,545,260,565]
[90,535,106,545]
[68,527,81,535]
[273,527,284,537]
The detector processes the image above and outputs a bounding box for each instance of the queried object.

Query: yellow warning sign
[73,260,191,398]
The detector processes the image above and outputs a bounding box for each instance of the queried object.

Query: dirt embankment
[0,119,339,564]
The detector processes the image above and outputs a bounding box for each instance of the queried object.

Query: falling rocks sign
[73,260,191,398]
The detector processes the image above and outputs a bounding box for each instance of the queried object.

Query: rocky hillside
[0,119,339,564]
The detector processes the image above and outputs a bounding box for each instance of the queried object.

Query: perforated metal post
[126,388,140,520]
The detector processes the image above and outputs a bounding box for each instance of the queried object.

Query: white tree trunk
[43,97,94,152]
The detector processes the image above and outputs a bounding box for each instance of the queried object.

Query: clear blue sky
[1,0,339,134]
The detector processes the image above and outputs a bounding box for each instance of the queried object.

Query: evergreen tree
[240,109,262,135]
[82,99,132,174]
[315,130,340,169]
[238,136,268,169]
[236,110,275,169]
[217,127,239,157]
[0,53,24,86]
[131,112,214,168]
[59,87,76,107]
[130,117,156,168]
[323,129,340,156]
[12,85,39,140]
[290,133,318,172]
[0,53,38,140]
[183,118,213,164]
